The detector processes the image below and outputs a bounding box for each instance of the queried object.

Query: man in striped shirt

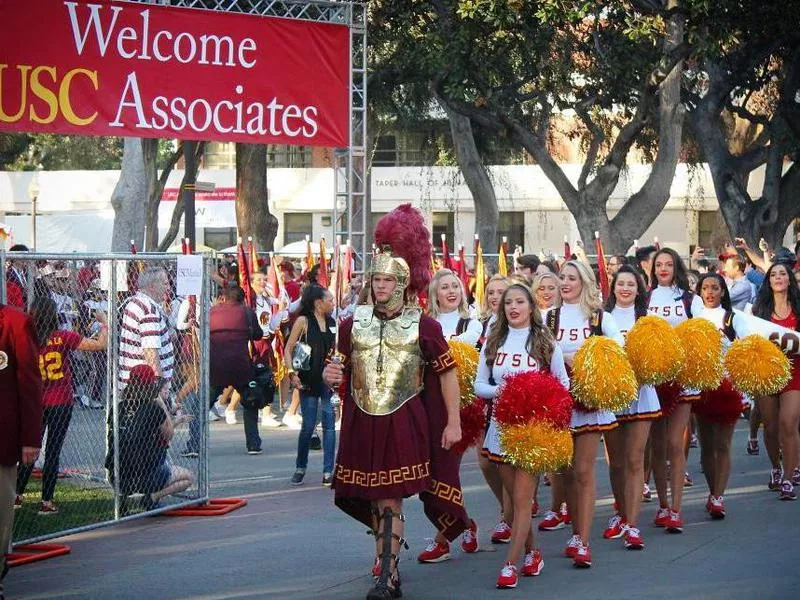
[119,268,175,391]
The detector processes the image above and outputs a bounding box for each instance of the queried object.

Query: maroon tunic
[333,312,469,541]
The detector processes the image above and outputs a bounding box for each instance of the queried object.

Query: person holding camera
[209,286,266,455]
[285,285,337,486]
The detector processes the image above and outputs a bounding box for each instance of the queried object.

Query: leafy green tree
[370,1,687,254]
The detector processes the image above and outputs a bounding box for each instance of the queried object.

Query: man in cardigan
[0,303,43,599]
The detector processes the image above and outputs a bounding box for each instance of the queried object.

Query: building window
[498,212,525,250]
[203,227,237,251]
[432,213,455,249]
[268,145,312,168]
[373,136,398,166]
[697,210,720,249]
[284,213,313,245]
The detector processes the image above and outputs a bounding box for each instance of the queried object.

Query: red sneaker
[461,519,479,553]
[709,496,726,519]
[602,514,625,539]
[372,557,381,578]
[14,495,22,510]
[562,503,572,525]
[769,468,783,491]
[491,520,512,544]
[642,482,653,502]
[653,507,670,528]
[37,501,59,515]
[496,562,518,588]
[531,500,540,518]
[705,495,713,513]
[623,526,644,550]
[573,543,592,568]
[538,510,565,531]
[564,534,582,558]
[665,510,683,533]
[521,549,544,577]
[779,481,797,501]
[417,540,451,563]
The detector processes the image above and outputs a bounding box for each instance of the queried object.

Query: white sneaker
[208,410,220,422]
[225,410,238,425]
[282,413,301,430]
[261,415,281,427]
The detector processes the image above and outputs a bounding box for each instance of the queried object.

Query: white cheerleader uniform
[476,326,569,463]
[436,310,483,348]
[553,303,623,433]
[611,305,662,421]
[648,285,705,401]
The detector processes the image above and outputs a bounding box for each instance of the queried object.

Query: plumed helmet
[371,204,433,299]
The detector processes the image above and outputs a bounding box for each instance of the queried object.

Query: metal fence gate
[2,251,211,545]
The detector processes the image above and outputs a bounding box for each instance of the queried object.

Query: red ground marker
[163,498,247,517]
[7,543,71,567]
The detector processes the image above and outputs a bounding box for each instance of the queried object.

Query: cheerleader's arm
[474,346,499,398]
[600,311,625,346]
[453,318,483,347]
[549,345,570,389]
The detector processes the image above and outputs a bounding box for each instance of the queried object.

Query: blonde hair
[531,272,561,309]
[560,260,602,319]
[427,269,470,318]
[479,274,510,320]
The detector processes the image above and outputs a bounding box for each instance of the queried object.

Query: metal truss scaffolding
[129,0,367,269]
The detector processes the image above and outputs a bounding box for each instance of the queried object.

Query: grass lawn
[13,477,117,544]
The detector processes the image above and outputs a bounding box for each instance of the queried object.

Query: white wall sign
[176,255,203,296]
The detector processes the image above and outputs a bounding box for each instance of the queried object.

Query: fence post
[0,249,6,305]
[199,256,211,497]
[110,259,122,521]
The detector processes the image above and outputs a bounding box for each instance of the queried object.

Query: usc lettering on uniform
[495,352,539,369]
[648,304,685,318]
[556,328,592,342]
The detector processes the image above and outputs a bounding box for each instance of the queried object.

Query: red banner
[0,0,349,146]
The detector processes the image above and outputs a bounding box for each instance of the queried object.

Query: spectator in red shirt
[15,296,108,515]
[0,302,42,598]
[5,244,30,309]
[281,259,301,302]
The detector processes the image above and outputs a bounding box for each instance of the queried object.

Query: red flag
[595,233,610,301]
[457,245,470,293]
[248,237,259,275]
[302,235,315,276]
[127,239,141,292]
[237,238,254,308]
[266,252,286,305]
[441,234,455,270]
[318,237,329,288]
[564,236,571,260]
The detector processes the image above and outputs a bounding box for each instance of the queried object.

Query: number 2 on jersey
[39,351,64,381]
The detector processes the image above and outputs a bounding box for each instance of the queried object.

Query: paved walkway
[7,418,800,599]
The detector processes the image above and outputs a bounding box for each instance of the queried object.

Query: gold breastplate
[350,306,424,416]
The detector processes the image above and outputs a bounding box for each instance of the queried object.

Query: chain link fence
[2,252,211,545]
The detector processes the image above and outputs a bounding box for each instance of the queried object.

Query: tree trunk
[235,143,278,251]
[157,142,205,252]
[141,139,158,251]
[110,138,147,252]
[438,97,499,267]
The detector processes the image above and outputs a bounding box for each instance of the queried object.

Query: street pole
[183,140,197,252]
[31,194,37,250]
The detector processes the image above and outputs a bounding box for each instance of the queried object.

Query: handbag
[291,324,312,371]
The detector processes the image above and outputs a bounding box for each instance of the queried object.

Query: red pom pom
[452,399,487,455]
[693,379,743,426]
[494,371,572,430]
[655,381,681,416]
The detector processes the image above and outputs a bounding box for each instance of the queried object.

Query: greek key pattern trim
[428,478,464,507]
[334,461,431,488]
[431,351,456,374]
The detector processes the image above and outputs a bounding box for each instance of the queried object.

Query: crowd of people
[317,205,800,599]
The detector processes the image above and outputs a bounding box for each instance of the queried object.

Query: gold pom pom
[675,319,723,391]
[448,339,480,407]
[725,335,791,396]
[572,336,638,412]
[625,315,685,386]
[499,421,573,473]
